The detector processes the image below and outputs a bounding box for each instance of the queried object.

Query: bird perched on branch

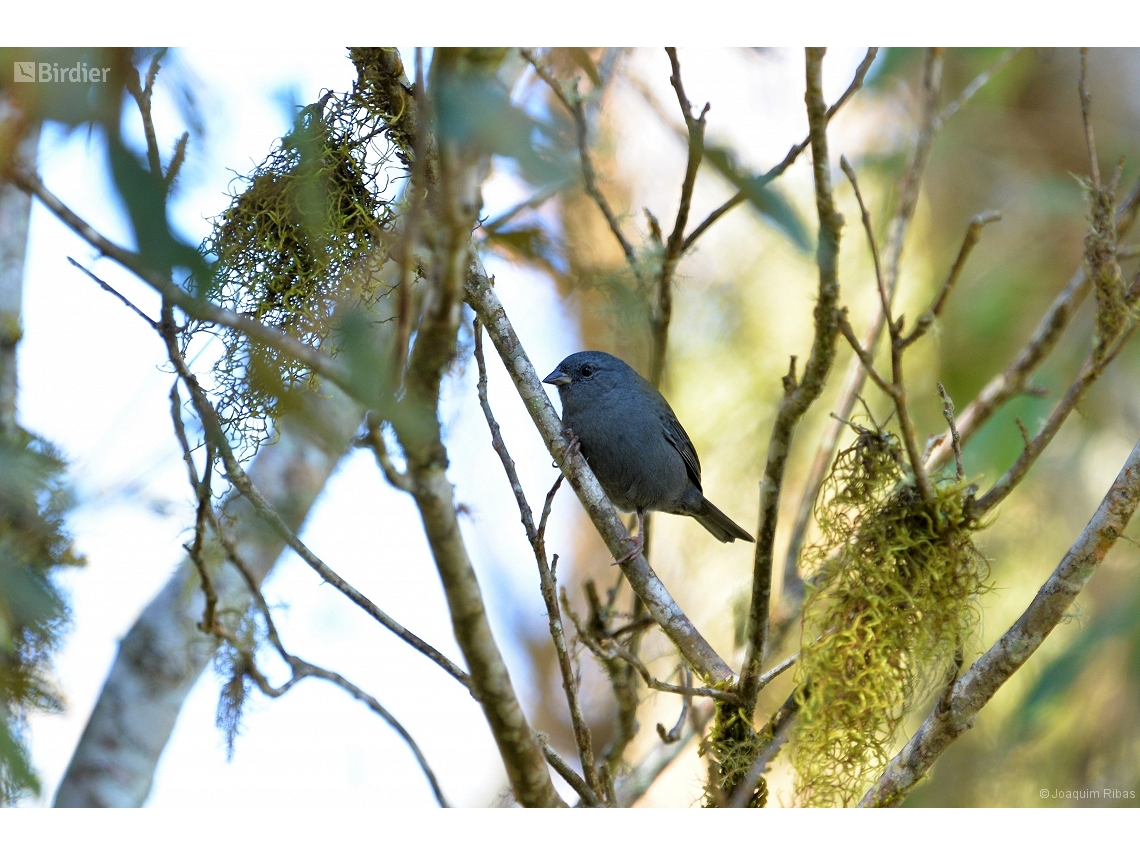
[543,351,754,562]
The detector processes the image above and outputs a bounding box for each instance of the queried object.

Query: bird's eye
[580,364,593,377]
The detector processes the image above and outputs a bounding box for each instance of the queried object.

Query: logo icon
[13,62,36,83]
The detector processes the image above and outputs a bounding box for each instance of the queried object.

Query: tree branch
[202,512,451,807]
[738,48,845,713]
[924,175,1140,472]
[975,321,1137,514]
[783,48,945,598]
[464,268,735,685]
[155,303,475,692]
[522,49,643,287]
[899,211,1002,349]
[389,51,565,807]
[839,155,936,506]
[9,166,360,398]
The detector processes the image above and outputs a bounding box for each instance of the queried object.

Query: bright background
[11,44,1140,809]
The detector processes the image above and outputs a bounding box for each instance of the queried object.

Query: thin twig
[364,415,413,491]
[937,382,964,480]
[154,310,475,692]
[615,699,715,806]
[681,47,878,252]
[656,664,692,743]
[480,180,569,233]
[607,644,739,702]
[67,257,158,329]
[839,156,936,507]
[899,211,1002,348]
[522,48,643,287]
[124,50,166,178]
[976,320,1138,514]
[649,47,710,388]
[753,651,798,693]
[196,475,451,807]
[562,587,641,775]
[473,318,603,802]
[935,48,1020,131]
[13,167,359,395]
[924,176,1140,472]
[1078,48,1100,188]
[168,379,218,632]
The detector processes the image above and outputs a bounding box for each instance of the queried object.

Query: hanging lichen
[789,423,989,806]
[188,70,402,453]
[212,602,267,761]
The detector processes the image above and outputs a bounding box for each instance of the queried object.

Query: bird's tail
[694,497,755,544]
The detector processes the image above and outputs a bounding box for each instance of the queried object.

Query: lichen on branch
[790,423,988,806]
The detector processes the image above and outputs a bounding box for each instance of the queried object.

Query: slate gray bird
[543,351,754,561]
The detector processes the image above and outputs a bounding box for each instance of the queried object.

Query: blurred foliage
[0,430,82,803]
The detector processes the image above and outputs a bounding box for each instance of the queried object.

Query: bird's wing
[659,408,702,489]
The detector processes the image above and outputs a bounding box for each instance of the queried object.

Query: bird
[543,350,754,562]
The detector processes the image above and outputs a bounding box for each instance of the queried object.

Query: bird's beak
[543,369,572,387]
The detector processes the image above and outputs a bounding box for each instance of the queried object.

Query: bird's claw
[611,531,644,565]
[561,429,581,468]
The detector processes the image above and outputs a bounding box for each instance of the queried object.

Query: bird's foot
[611,531,644,565]
[560,429,581,468]
[611,511,646,565]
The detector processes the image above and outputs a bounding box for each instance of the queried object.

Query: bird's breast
[562,392,695,513]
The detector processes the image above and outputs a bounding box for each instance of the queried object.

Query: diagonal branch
[153,302,475,692]
[924,175,1140,473]
[200,506,451,807]
[862,436,1140,806]
[9,167,359,397]
[975,319,1138,515]
[899,211,1002,349]
[464,268,735,685]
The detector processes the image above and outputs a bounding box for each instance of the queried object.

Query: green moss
[189,76,399,451]
[790,425,988,806]
[701,697,768,807]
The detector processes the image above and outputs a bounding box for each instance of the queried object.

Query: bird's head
[542,351,632,398]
